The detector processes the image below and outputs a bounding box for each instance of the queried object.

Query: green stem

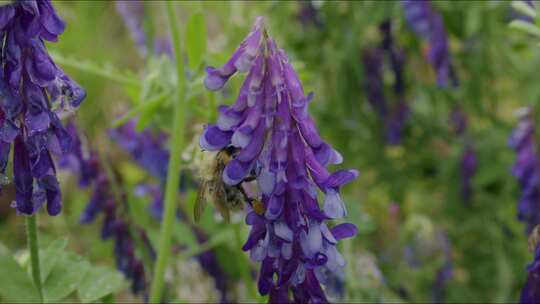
[148,2,187,302]
[26,215,44,303]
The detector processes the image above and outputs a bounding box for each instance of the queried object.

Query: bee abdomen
[224,186,244,209]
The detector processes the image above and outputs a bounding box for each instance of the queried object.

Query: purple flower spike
[201,17,358,303]
[116,0,147,57]
[61,123,150,295]
[401,0,457,87]
[203,17,265,91]
[450,107,468,136]
[460,146,477,202]
[363,21,410,145]
[109,120,169,182]
[509,107,540,233]
[0,1,86,216]
[521,241,540,303]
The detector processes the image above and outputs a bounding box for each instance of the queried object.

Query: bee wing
[214,184,231,223]
[194,181,208,222]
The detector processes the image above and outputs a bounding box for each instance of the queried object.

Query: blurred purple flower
[511,0,537,24]
[109,120,169,182]
[153,37,173,58]
[362,48,387,119]
[111,121,231,300]
[401,0,457,87]
[59,121,99,187]
[61,123,149,295]
[509,107,540,233]
[460,146,477,202]
[298,0,323,28]
[116,0,173,60]
[386,101,410,146]
[363,21,410,145]
[0,1,86,215]
[432,233,453,303]
[201,17,358,302]
[116,0,147,57]
[521,242,540,303]
[450,107,468,136]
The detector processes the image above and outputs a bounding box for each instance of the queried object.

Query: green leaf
[0,247,40,303]
[77,266,126,303]
[173,220,199,249]
[111,91,169,128]
[185,11,207,71]
[43,252,90,302]
[40,238,68,283]
[50,51,140,87]
[509,20,540,38]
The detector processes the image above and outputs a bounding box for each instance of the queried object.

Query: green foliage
[77,266,126,303]
[2,1,539,303]
[185,12,207,71]
[0,243,40,303]
[0,239,125,303]
[40,238,68,283]
[43,252,90,302]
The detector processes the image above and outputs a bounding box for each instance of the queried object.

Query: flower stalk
[26,215,44,303]
[148,2,187,302]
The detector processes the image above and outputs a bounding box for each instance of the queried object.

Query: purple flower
[362,21,410,145]
[134,183,163,219]
[362,48,387,119]
[59,121,99,187]
[386,101,410,146]
[460,146,477,202]
[114,221,147,295]
[432,233,453,303]
[116,0,147,57]
[60,123,149,295]
[109,120,169,182]
[449,107,468,136]
[201,17,358,302]
[509,107,540,233]
[116,1,173,60]
[521,242,540,303]
[298,0,323,28]
[511,1,537,24]
[401,0,457,87]
[449,106,476,202]
[0,1,86,216]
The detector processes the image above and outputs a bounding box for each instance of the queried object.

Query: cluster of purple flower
[509,107,540,233]
[0,1,86,216]
[201,17,358,302]
[432,233,453,304]
[459,146,477,202]
[521,238,540,303]
[401,0,457,87]
[362,21,410,145]
[115,1,172,58]
[109,120,231,301]
[61,122,148,295]
[450,107,477,202]
[297,1,323,28]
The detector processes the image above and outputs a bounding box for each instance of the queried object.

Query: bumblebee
[195,146,265,222]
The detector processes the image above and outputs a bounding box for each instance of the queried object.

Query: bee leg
[243,175,257,182]
[235,184,253,204]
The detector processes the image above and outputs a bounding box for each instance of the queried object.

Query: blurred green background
[1,1,539,303]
